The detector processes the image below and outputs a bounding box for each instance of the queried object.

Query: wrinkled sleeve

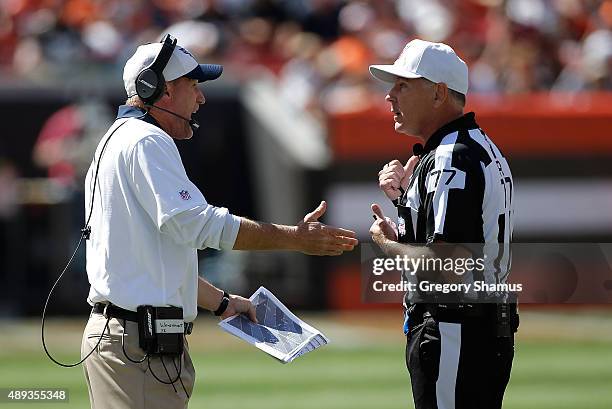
[161,206,241,250]
[128,134,241,250]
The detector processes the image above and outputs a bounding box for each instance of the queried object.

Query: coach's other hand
[378,156,419,200]
[221,294,258,323]
[370,203,398,244]
[295,201,358,256]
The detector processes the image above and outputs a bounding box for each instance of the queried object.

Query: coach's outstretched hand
[295,201,358,256]
[232,201,358,255]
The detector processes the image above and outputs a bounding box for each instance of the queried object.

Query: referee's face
[385,77,434,139]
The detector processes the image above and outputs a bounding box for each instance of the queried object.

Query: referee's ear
[433,82,449,108]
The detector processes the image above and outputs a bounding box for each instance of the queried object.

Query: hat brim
[369,64,422,83]
[184,64,223,82]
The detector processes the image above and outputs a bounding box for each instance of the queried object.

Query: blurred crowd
[1,0,611,115]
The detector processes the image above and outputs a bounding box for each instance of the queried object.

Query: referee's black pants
[406,314,514,409]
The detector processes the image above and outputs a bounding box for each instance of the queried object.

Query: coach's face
[165,77,205,140]
[385,77,435,139]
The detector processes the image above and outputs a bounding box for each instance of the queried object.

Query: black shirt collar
[421,112,478,154]
[116,105,161,128]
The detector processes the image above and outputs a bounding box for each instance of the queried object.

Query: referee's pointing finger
[371,203,385,220]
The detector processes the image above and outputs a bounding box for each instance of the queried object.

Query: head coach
[368,39,519,409]
[80,35,358,409]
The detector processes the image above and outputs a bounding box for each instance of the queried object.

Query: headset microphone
[147,104,200,131]
[413,143,424,157]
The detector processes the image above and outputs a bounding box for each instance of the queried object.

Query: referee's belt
[92,302,194,335]
[413,303,513,322]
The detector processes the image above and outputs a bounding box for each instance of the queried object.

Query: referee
[368,39,518,409]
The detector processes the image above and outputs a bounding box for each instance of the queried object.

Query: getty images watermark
[371,253,522,295]
[361,243,612,304]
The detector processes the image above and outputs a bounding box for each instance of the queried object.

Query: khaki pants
[81,312,195,409]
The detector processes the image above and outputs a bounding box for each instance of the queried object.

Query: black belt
[92,302,138,321]
[412,303,498,322]
[92,303,193,335]
[410,303,519,335]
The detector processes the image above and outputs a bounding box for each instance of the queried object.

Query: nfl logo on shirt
[179,190,191,200]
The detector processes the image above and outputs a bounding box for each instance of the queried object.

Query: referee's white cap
[369,39,469,95]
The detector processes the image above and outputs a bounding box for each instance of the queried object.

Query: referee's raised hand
[369,203,398,244]
[378,156,419,200]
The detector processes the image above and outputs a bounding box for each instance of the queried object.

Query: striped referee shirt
[397,112,514,303]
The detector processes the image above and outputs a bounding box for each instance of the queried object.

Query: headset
[135,34,177,105]
[135,34,201,130]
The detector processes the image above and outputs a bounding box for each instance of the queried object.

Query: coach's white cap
[123,41,222,97]
[369,39,469,94]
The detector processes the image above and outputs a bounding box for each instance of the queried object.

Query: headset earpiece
[135,35,177,105]
[135,69,163,103]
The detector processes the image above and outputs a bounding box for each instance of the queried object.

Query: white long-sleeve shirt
[84,107,240,321]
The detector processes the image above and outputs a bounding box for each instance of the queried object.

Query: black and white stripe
[436,322,462,409]
[398,112,514,301]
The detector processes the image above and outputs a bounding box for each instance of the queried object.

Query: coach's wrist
[213,291,230,316]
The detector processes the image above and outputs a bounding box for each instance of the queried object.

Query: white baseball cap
[369,39,469,95]
[123,41,223,97]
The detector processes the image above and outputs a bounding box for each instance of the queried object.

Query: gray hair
[448,88,466,107]
[421,78,466,107]
[125,94,145,108]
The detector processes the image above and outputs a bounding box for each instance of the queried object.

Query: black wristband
[214,291,230,316]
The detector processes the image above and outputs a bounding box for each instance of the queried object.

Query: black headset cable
[41,113,145,367]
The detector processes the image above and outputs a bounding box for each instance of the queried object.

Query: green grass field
[1,310,611,409]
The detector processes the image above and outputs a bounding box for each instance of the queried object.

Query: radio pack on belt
[137,306,184,355]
